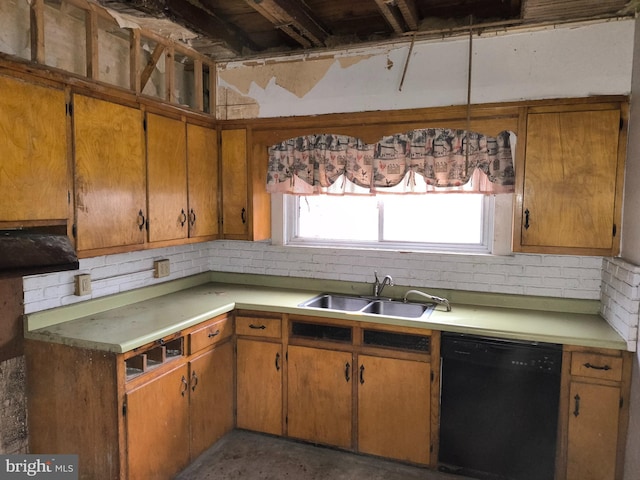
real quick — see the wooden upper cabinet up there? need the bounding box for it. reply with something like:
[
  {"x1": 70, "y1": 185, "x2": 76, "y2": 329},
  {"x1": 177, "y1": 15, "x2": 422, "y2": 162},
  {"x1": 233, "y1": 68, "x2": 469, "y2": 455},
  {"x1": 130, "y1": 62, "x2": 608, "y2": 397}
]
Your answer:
[
  {"x1": 187, "y1": 123, "x2": 218, "y2": 238},
  {"x1": 220, "y1": 129, "x2": 249, "y2": 238},
  {"x1": 220, "y1": 128, "x2": 271, "y2": 240},
  {"x1": 73, "y1": 95, "x2": 146, "y2": 253},
  {"x1": 515, "y1": 103, "x2": 625, "y2": 255},
  {"x1": 146, "y1": 113, "x2": 188, "y2": 243},
  {"x1": 0, "y1": 75, "x2": 68, "y2": 224}
]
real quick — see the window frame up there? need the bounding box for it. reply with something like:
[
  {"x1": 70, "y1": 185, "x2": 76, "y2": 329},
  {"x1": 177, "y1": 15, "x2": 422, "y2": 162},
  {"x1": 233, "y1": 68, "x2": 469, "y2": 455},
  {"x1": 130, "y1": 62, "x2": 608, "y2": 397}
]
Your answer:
[{"x1": 271, "y1": 193, "x2": 514, "y2": 255}]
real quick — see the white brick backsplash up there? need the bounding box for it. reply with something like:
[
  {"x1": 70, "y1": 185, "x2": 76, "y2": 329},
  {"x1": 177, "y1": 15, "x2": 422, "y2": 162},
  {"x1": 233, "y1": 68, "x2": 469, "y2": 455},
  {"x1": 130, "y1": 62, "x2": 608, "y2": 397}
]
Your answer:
[
  {"x1": 20, "y1": 240, "x2": 639, "y2": 350},
  {"x1": 601, "y1": 258, "x2": 640, "y2": 351}
]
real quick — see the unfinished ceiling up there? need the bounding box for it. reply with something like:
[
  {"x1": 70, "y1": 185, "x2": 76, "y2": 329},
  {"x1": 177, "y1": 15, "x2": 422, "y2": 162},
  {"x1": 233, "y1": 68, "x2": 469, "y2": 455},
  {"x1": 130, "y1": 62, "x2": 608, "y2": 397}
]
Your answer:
[{"x1": 97, "y1": 0, "x2": 634, "y2": 60}]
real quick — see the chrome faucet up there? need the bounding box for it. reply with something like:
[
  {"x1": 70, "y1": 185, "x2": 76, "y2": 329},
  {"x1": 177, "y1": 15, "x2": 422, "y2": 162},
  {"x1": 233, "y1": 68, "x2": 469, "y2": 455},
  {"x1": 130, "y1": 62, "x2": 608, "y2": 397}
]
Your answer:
[
  {"x1": 373, "y1": 271, "x2": 394, "y2": 297},
  {"x1": 403, "y1": 289, "x2": 451, "y2": 312}
]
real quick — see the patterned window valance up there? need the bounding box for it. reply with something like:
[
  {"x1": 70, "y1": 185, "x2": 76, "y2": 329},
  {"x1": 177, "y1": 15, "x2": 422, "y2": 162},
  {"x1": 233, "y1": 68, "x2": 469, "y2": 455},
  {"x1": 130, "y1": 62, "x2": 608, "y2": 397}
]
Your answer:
[{"x1": 267, "y1": 128, "x2": 515, "y2": 195}]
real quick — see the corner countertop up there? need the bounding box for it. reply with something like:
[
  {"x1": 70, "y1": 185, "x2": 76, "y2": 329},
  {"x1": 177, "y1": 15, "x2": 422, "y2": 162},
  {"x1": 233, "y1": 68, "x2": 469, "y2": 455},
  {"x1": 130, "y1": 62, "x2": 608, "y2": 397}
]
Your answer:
[{"x1": 24, "y1": 275, "x2": 628, "y2": 353}]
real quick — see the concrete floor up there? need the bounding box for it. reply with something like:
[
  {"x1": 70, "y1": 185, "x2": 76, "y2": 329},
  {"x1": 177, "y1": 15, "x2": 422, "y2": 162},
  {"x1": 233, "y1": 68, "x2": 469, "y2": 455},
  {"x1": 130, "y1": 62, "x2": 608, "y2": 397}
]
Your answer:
[{"x1": 176, "y1": 430, "x2": 475, "y2": 480}]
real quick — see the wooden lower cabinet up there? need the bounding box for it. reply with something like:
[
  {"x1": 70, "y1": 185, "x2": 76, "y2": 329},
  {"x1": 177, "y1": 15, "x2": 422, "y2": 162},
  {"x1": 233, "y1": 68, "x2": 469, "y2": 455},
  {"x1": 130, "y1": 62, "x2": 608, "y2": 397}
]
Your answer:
[
  {"x1": 287, "y1": 345, "x2": 353, "y2": 448},
  {"x1": 189, "y1": 341, "x2": 235, "y2": 459},
  {"x1": 125, "y1": 363, "x2": 191, "y2": 480},
  {"x1": 566, "y1": 381, "x2": 620, "y2": 480},
  {"x1": 26, "y1": 314, "x2": 234, "y2": 480},
  {"x1": 357, "y1": 354, "x2": 431, "y2": 464},
  {"x1": 562, "y1": 349, "x2": 631, "y2": 480},
  {"x1": 236, "y1": 338, "x2": 283, "y2": 435}
]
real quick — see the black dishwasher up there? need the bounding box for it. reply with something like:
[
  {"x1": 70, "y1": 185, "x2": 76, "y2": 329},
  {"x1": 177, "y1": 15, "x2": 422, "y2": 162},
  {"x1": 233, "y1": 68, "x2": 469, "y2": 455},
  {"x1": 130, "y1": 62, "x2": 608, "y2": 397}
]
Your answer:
[{"x1": 439, "y1": 332, "x2": 562, "y2": 480}]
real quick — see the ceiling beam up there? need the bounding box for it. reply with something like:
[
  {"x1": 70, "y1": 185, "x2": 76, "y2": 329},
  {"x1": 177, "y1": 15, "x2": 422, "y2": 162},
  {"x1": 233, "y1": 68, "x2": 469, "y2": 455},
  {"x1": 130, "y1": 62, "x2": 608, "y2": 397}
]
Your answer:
[
  {"x1": 246, "y1": 0, "x2": 329, "y2": 48},
  {"x1": 373, "y1": 0, "x2": 406, "y2": 34},
  {"x1": 396, "y1": 0, "x2": 419, "y2": 31},
  {"x1": 105, "y1": 0, "x2": 259, "y2": 55}
]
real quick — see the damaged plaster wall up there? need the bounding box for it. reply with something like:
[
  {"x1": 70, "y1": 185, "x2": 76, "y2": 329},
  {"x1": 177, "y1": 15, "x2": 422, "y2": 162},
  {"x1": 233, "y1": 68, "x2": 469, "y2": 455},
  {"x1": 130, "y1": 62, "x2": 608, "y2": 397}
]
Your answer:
[
  {"x1": 217, "y1": 19, "x2": 634, "y2": 119},
  {"x1": 0, "y1": 0, "x2": 30, "y2": 60}
]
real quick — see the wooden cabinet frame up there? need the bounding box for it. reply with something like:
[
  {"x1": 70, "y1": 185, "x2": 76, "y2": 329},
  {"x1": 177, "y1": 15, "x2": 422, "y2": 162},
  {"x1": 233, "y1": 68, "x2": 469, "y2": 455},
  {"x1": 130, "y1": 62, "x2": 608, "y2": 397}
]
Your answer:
[{"x1": 512, "y1": 100, "x2": 628, "y2": 256}]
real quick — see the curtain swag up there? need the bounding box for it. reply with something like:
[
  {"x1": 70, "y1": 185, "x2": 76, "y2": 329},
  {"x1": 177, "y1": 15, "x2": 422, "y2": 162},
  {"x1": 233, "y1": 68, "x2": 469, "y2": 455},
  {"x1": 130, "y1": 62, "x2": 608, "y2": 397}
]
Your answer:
[{"x1": 266, "y1": 128, "x2": 516, "y2": 195}]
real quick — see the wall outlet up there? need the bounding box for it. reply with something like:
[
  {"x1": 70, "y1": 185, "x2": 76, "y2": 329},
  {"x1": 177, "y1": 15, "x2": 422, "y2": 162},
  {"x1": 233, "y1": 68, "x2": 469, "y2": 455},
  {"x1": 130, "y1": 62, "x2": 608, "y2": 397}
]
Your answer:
[
  {"x1": 154, "y1": 259, "x2": 170, "y2": 278},
  {"x1": 75, "y1": 274, "x2": 92, "y2": 296}
]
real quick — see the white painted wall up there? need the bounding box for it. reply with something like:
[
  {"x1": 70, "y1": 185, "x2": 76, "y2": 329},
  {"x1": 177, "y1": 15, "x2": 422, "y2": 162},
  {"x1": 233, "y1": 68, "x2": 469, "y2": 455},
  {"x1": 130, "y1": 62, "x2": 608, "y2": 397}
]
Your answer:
[
  {"x1": 217, "y1": 19, "x2": 634, "y2": 118},
  {"x1": 621, "y1": 13, "x2": 640, "y2": 480}
]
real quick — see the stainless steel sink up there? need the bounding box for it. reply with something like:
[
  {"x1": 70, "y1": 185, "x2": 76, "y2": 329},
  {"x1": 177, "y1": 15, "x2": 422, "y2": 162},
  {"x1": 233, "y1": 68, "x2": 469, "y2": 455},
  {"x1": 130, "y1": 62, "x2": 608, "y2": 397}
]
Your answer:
[
  {"x1": 299, "y1": 294, "x2": 436, "y2": 319},
  {"x1": 300, "y1": 294, "x2": 371, "y2": 311},
  {"x1": 361, "y1": 300, "x2": 435, "y2": 318}
]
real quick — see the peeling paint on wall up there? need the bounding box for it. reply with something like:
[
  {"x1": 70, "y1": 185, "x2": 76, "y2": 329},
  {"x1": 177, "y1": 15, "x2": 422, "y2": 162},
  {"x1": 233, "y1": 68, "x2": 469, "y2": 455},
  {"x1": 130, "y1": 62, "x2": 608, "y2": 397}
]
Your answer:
[
  {"x1": 219, "y1": 54, "x2": 375, "y2": 98},
  {"x1": 217, "y1": 53, "x2": 376, "y2": 119},
  {"x1": 216, "y1": 86, "x2": 260, "y2": 119}
]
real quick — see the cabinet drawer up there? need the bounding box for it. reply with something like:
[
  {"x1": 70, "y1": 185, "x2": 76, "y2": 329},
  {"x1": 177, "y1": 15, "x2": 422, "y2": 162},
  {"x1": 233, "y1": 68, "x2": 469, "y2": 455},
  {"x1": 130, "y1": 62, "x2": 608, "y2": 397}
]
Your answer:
[
  {"x1": 571, "y1": 352, "x2": 623, "y2": 382},
  {"x1": 236, "y1": 315, "x2": 281, "y2": 338},
  {"x1": 189, "y1": 316, "x2": 233, "y2": 354}
]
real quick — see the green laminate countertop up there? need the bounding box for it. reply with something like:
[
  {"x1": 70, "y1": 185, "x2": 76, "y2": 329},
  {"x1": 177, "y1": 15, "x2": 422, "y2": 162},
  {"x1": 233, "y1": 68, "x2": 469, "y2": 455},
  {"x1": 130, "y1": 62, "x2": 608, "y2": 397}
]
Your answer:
[{"x1": 24, "y1": 274, "x2": 628, "y2": 353}]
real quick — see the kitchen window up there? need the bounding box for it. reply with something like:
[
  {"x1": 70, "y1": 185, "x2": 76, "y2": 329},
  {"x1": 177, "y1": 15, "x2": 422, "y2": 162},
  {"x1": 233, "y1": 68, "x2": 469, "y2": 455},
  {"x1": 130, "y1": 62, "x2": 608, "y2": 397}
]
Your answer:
[{"x1": 271, "y1": 193, "x2": 513, "y2": 255}]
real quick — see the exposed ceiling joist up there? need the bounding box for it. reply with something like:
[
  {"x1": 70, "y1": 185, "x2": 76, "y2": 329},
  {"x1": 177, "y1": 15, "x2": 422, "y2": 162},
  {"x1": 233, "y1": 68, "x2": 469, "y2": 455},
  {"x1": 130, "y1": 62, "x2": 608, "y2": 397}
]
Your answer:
[
  {"x1": 245, "y1": 0, "x2": 329, "y2": 48},
  {"x1": 97, "y1": 0, "x2": 633, "y2": 61},
  {"x1": 396, "y1": 0, "x2": 419, "y2": 30},
  {"x1": 373, "y1": 0, "x2": 407, "y2": 33}
]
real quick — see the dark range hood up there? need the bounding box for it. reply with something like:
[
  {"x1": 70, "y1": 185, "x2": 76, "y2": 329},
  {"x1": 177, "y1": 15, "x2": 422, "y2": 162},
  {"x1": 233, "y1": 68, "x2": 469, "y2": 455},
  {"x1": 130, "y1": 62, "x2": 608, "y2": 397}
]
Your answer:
[{"x1": 0, "y1": 228, "x2": 79, "y2": 278}]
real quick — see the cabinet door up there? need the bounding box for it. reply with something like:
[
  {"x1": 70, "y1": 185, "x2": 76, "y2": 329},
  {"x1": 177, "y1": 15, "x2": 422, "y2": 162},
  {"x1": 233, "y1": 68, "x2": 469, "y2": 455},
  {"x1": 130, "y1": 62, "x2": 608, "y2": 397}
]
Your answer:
[
  {"x1": 287, "y1": 345, "x2": 352, "y2": 448},
  {"x1": 125, "y1": 363, "x2": 190, "y2": 480},
  {"x1": 236, "y1": 338, "x2": 282, "y2": 435},
  {"x1": 74, "y1": 95, "x2": 146, "y2": 251},
  {"x1": 220, "y1": 129, "x2": 248, "y2": 237},
  {"x1": 189, "y1": 341, "x2": 234, "y2": 459},
  {"x1": 357, "y1": 355, "x2": 431, "y2": 464},
  {"x1": 187, "y1": 123, "x2": 219, "y2": 238},
  {"x1": 521, "y1": 108, "x2": 620, "y2": 251},
  {"x1": 0, "y1": 76, "x2": 68, "y2": 222},
  {"x1": 146, "y1": 113, "x2": 188, "y2": 242},
  {"x1": 567, "y1": 381, "x2": 620, "y2": 480}
]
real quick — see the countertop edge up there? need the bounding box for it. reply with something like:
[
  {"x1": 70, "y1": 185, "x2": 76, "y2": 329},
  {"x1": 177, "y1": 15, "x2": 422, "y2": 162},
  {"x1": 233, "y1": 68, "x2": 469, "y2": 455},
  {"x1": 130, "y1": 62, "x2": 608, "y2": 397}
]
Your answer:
[{"x1": 23, "y1": 277, "x2": 628, "y2": 354}]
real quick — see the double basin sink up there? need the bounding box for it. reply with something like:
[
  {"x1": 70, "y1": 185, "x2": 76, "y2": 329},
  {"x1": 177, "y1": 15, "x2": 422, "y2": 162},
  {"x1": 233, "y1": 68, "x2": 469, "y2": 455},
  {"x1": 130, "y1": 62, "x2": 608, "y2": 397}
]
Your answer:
[{"x1": 299, "y1": 293, "x2": 436, "y2": 320}]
